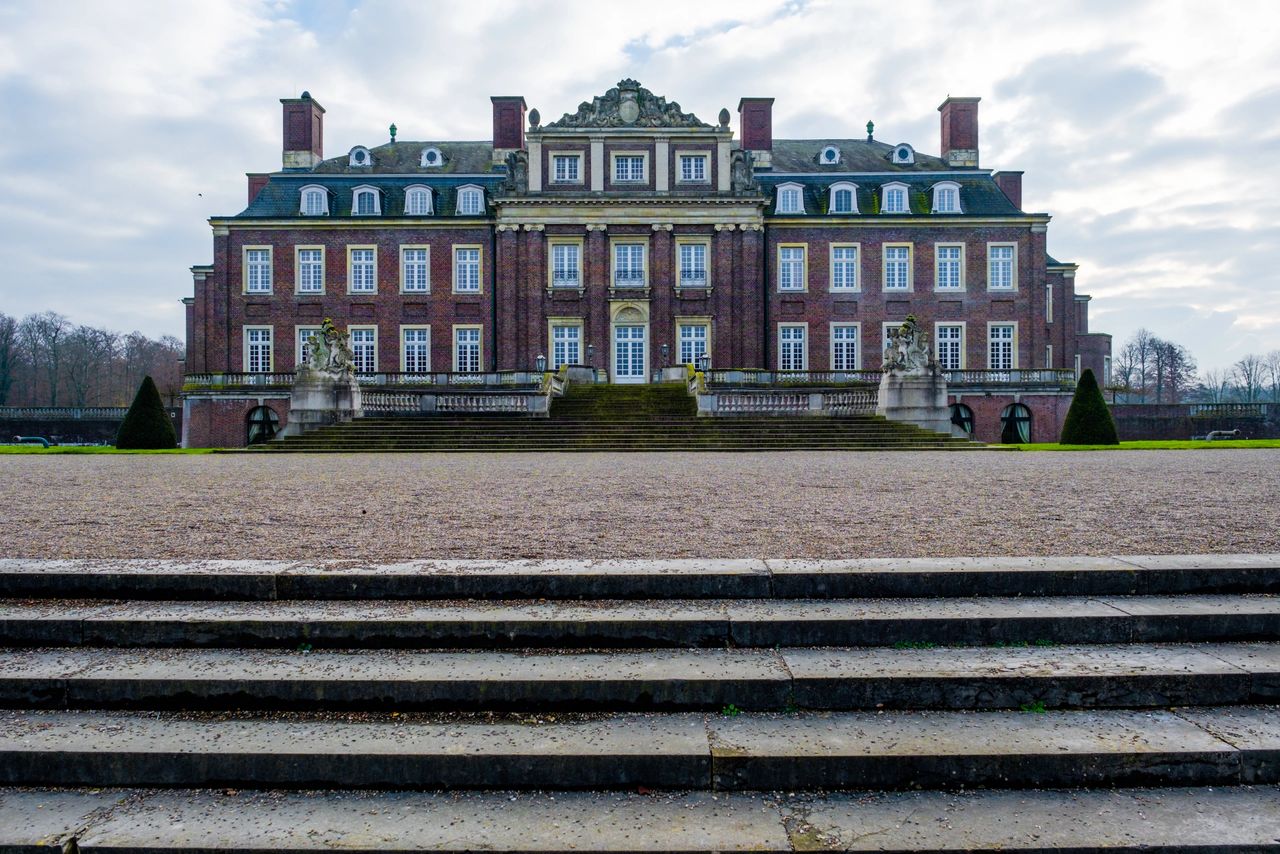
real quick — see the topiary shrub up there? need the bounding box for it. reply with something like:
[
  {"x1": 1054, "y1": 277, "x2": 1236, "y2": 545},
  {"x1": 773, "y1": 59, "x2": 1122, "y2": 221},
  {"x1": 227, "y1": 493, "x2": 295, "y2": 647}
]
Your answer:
[
  {"x1": 115, "y1": 376, "x2": 178, "y2": 449},
  {"x1": 1060, "y1": 368, "x2": 1119, "y2": 445}
]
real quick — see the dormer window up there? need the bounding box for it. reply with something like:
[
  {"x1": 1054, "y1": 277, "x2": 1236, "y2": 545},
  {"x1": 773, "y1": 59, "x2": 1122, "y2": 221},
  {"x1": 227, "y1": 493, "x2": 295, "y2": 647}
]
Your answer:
[
  {"x1": 456, "y1": 185, "x2": 484, "y2": 216},
  {"x1": 829, "y1": 182, "x2": 859, "y2": 214},
  {"x1": 349, "y1": 146, "x2": 372, "y2": 167},
  {"x1": 820, "y1": 145, "x2": 841, "y2": 165},
  {"x1": 299, "y1": 185, "x2": 328, "y2": 216},
  {"x1": 776, "y1": 182, "x2": 805, "y2": 214},
  {"x1": 881, "y1": 182, "x2": 908, "y2": 214},
  {"x1": 420, "y1": 147, "x2": 443, "y2": 168},
  {"x1": 352, "y1": 186, "x2": 381, "y2": 216},
  {"x1": 932, "y1": 181, "x2": 962, "y2": 213},
  {"x1": 404, "y1": 185, "x2": 433, "y2": 216},
  {"x1": 891, "y1": 144, "x2": 915, "y2": 165}
]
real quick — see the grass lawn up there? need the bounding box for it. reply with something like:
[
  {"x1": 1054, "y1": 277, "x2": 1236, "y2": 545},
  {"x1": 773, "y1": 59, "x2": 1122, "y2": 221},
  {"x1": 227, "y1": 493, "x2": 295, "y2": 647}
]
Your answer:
[
  {"x1": 1002, "y1": 439, "x2": 1280, "y2": 451},
  {"x1": 0, "y1": 446, "x2": 218, "y2": 455}
]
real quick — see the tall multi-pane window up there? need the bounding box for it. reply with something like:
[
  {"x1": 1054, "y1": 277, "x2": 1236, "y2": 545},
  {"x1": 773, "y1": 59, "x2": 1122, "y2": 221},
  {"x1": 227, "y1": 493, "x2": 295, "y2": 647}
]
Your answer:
[
  {"x1": 679, "y1": 243, "x2": 707, "y2": 287},
  {"x1": 350, "y1": 328, "x2": 376, "y2": 373},
  {"x1": 614, "y1": 156, "x2": 644, "y2": 182},
  {"x1": 831, "y1": 325, "x2": 859, "y2": 371},
  {"x1": 934, "y1": 186, "x2": 959, "y2": 213},
  {"x1": 456, "y1": 188, "x2": 483, "y2": 216},
  {"x1": 883, "y1": 186, "x2": 907, "y2": 213},
  {"x1": 989, "y1": 324, "x2": 1015, "y2": 370},
  {"x1": 935, "y1": 245, "x2": 962, "y2": 290},
  {"x1": 779, "y1": 325, "x2": 807, "y2": 371},
  {"x1": 454, "y1": 248, "x2": 480, "y2": 292},
  {"x1": 354, "y1": 190, "x2": 378, "y2": 215},
  {"x1": 884, "y1": 246, "x2": 910, "y2": 290},
  {"x1": 454, "y1": 327, "x2": 481, "y2": 373},
  {"x1": 403, "y1": 328, "x2": 431, "y2": 373},
  {"x1": 551, "y1": 244, "x2": 580, "y2": 288},
  {"x1": 244, "y1": 327, "x2": 272, "y2": 373},
  {"x1": 402, "y1": 248, "x2": 429, "y2": 292},
  {"x1": 297, "y1": 249, "x2": 324, "y2": 293},
  {"x1": 679, "y1": 154, "x2": 707, "y2": 182},
  {"x1": 245, "y1": 249, "x2": 271, "y2": 293},
  {"x1": 989, "y1": 245, "x2": 1015, "y2": 290},
  {"x1": 831, "y1": 246, "x2": 858, "y2": 290},
  {"x1": 301, "y1": 188, "x2": 327, "y2": 216},
  {"x1": 552, "y1": 325, "x2": 581, "y2": 368},
  {"x1": 779, "y1": 246, "x2": 806, "y2": 291},
  {"x1": 777, "y1": 186, "x2": 803, "y2": 213},
  {"x1": 678, "y1": 324, "x2": 708, "y2": 366},
  {"x1": 552, "y1": 155, "x2": 580, "y2": 183},
  {"x1": 614, "y1": 244, "x2": 645, "y2": 286},
  {"x1": 405, "y1": 187, "x2": 432, "y2": 215},
  {"x1": 296, "y1": 326, "x2": 322, "y2": 368},
  {"x1": 936, "y1": 325, "x2": 963, "y2": 370},
  {"x1": 349, "y1": 249, "x2": 375, "y2": 293},
  {"x1": 831, "y1": 187, "x2": 856, "y2": 214},
  {"x1": 1046, "y1": 283, "x2": 1054, "y2": 323}
]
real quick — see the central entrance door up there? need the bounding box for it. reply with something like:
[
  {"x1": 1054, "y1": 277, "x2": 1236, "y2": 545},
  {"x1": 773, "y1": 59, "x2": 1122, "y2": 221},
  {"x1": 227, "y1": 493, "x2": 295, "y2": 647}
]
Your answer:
[{"x1": 613, "y1": 324, "x2": 648, "y2": 383}]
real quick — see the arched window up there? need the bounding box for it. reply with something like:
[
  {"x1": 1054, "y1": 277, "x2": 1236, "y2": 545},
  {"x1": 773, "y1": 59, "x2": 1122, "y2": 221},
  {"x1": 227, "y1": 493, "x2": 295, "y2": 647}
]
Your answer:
[
  {"x1": 404, "y1": 185, "x2": 433, "y2": 216},
  {"x1": 456, "y1": 185, "x2": 484, "y2": 216},
  {"x1": 776, "y1": 182, "x2": 804, "y2": 214},
  {"x1": 352, "y1": 186, "x2": 381, "y2": 216},
  {"x1": 932, "y1": 181, "x2": 962, "y2": 213},
  {"x1": 881, "y1": 182, "x2": 908, "y2": 214},
  {"x1": 950, "y1": 403, "x2": 975, "y2": 437},
  {"x1": 829, "y1": 182, "x2": 858, "y2": 214},
  {"x1": 246, "y1": 406, "x2": 279, "y2": 445},
  {"x1": 299, "y1": 185, "x2": 328, "y2": 216},
  {"x1": 1001, "y1": 403, "x2": 1033, "y2": 444}
]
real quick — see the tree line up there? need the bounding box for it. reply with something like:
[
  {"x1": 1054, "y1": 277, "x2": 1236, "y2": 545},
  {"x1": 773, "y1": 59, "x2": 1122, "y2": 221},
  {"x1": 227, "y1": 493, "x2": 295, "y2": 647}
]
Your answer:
[
  {"x1": 0, "y1": 311, "x2": 184, "y2": 408},
  {"x1": 1110, "y1": 328, "x2": 1280, "y2": 405}
]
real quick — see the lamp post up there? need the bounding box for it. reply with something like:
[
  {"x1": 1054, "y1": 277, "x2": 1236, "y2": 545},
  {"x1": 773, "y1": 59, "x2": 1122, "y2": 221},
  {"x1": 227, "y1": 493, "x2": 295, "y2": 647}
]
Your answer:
[
  {"x1": 535, "y1": 354, "x2": 547, "y2": 374},
  {"x1": 661, "y1": 343, "x2": 670, "y2": 365}
]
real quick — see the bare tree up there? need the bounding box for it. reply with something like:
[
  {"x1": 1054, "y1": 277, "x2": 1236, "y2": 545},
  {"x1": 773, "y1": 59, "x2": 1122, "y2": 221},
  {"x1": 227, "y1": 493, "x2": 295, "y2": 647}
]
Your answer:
[
  {"x1": 0, "y1": 312, "x2": 18, "y2": 406},
  {"x1": 1265, "y1": 349, "x2": 1280, "y2": 404},
  {"x1": 1233, "y1": 353, "x2": 1267, "y2": 403},
  {"x1": 1199, "y1": 367, "x2": 1233, "y2": 403},
  {"x1": 1157, "y1": 340, "x2": 1197, "y2": 404},
  {"x1": 63, "y1": 326, "x2": 120, "y2": 406}
]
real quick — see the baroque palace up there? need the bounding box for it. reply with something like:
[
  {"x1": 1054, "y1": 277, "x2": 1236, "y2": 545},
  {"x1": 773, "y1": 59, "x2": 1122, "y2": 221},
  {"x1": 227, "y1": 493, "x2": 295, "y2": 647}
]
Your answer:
[{"x1": 181, "y1": 79, "x2": 1111, "y2": 447}]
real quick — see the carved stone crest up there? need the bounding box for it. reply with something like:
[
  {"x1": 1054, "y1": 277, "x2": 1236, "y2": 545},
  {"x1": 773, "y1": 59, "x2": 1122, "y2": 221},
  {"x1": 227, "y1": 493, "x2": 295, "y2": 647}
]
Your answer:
[
  {"x1": 882, "y1": 315, "x2": 933, "y2": 375},
  {"x1": 546, "y1": 80, "x2": 711, "y2": 129}
]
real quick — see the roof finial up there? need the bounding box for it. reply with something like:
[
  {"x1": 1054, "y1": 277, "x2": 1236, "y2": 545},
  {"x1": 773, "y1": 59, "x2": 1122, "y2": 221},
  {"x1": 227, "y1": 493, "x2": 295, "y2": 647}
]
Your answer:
[
  {"x1": 389, "y1": 123, "x2": 397, "y2": 143},
  {"x1": 866, "y1": 120, "x2": 874, "y2": 141}
]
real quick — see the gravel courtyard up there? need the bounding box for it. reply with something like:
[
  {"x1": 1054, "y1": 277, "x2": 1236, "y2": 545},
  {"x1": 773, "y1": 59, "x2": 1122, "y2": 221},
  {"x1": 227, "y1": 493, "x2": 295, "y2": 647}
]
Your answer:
[{"x1": 1, "y1": 450, "x2": 1277, "y2": 559}]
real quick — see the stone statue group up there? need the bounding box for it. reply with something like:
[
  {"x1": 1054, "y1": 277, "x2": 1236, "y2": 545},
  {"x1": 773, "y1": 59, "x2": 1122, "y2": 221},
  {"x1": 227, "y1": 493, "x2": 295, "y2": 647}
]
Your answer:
[{"x1": 882, "y1": 316, "x2": 933, "y2": 375}]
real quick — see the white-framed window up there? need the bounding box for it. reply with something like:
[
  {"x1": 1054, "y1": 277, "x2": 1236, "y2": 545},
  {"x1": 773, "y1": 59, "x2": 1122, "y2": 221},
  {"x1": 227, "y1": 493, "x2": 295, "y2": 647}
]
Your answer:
[
  {"x1": 776, "y1": 183, "x2": 804, "y2": 214},
  {"x1": 988, "y1": 244, "x2": 1017, "y2": 290},
  {"x1": 678, "y1": 241, "x2": 708, "y2": 288},
  {"x1": 989, "y1": 323, "x2": 1016, "y2": 370},
  {"x1": 881, "y1": 183, "x2": 908, "y2": 214},
  {"x1": 299, "y1": 185, "x2": 328, "y2": 216},
  {"x1": 420, "y1": 147, "x2": 443, "y2": 168},
  {"x1": 550, "y1": 242, "x2": 582, "y2": 288},
  {"x1": 1046, "y1": 344, "x2": 1054, "y2": 368},
  {"x1": 831, "y1": 323, "x2": 860, "y2": 371},
  {"x1": 678, "y1": 322, "x2": 709, "y2": 366},
  {"x1": 348, "y1": 247, "x2": 376, "y2": 293},
  {"x1": 352, "y1": 186, "x2": 381, "y2": 216},
  {"x1": 935, "y1": 244, "x2": 964, "y2": 291},
  {"x1": 453, "y1": 246, "x2": 481, "y2": 293},
  {"x1": 677, "y1": 153, "x2": 709, "y2": 183},
  {"x1": 551, "y1": 153, "x2": 582, "y2": 184},
  {"x1": 243, "y1": 326, "x2": 273, "y2": 373},
  {"x1": 820, "y1": 145, "x2": 842, "y2": 165},
  {"x1": 402, "y1": 326, "x2": 431, "y2": 373},
  {"x1": 350, "y1": 326, "x2": 377, "y2": 373},
  {"x1": 244, "y1": 247, "x2": 272, "y2": 294},
  {"x1": 830, "y1": 244, "x2": 859, "y2": 291},
  {"x1": 1075, "y1": 353, "x2": 1083, "y2": 379},
  {"x1": 891, "y1": 144, "x2": 915, "y2": 165},
  {"x1": 883, "y1": 244, "x2": 911, "y2": 291},
  {"x1": 778, "y1": 245, "x2": 807, "y2": 291},
  {"x1": 613, "y1": 154, "x2": 645, "y2": 183},
  {"x1": 829, "y1": 182, "x2": 858, "y2": 214},
  {"x1": 296, "y1": 246, "x2": 324, "y2": 294},
  {"x1": 932, "y1": 182, "x2": 961, "y2": 213},
  {"x1": 404, "y1": 186, "x2": 433, "y2": 216},
  {"x1": 349, "y1": 146, "x2": 372, "y2": 167},
  {"x1": 296, "y1": 325, "x2": 322, "y2": 369},
  {"x1": 401, "y1": 246, "x2": 429, "y2": 293},
  {"x1": 936, "y1": 323, "x2": 964, "y2": 371},
  {"x1": 551, "y1": 323, "x2": 582, "y2": 369},
  {"x1": 453, "y1": 326, "x2": 482, "y2": 373},
  {"x1": 613, "y1": 242, "x2": 646, "y2": 287},
  {"x1": 1046, "y1": 283, "x2": 1054, "y2": 323},
  {"x1": 456, "y1": 186, "x2": 484, "y2": 216},
  {"x1": 778, "y1": 324, "x2": 807, "y2": 371}
]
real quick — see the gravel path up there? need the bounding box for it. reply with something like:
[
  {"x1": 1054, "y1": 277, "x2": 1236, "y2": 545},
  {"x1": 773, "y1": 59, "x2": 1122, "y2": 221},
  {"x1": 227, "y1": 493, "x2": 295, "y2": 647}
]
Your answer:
[{"x1": 1, "y1": 450, "x2": 1277, "y2": 559}]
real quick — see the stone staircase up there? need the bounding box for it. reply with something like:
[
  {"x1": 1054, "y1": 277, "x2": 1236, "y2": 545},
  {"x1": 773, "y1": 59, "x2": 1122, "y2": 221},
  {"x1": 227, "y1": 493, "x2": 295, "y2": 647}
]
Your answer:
[
  {"x1": 256, "y1": 382, "x2": 976, "y2": 452},
  {"x1": 2, "y1": 554, "x2": 1279, "y2": 851}
]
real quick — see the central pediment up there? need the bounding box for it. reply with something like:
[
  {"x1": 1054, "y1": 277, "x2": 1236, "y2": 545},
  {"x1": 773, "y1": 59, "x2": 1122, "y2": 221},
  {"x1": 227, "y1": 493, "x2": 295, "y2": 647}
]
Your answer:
[{"x1": 545, "y1": 79, "x2": 712, "y2": 130}]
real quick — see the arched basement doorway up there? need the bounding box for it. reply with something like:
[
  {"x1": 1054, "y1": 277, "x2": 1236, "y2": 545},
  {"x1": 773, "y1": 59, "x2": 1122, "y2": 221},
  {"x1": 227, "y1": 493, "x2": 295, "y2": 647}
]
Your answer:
[
  {"x1": 1000, "y1": 403, "x2": 1032, "y2": 444},
  {"x1": 246, "y1": 405, "x2": 280, "y2": 445}
]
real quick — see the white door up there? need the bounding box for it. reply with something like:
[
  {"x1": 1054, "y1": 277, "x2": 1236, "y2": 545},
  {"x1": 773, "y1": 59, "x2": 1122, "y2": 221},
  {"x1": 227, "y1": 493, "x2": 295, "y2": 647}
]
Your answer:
[{"x1": 613, "y1": 325, "x2": 648, "y2": 383}]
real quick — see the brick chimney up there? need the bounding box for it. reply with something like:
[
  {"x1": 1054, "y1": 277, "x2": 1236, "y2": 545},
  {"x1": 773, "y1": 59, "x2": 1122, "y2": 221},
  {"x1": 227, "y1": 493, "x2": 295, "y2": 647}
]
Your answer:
[
  {"x1": 738, "y1": 97, "x2": 774, "y2": 152},
  {"x1": 993, "y1": 171, "x2": 1023, "y2": 209},
  {"x1": 281, "y1": 92, "x2": 325, "y2": 169},
  {"x1": 938, "y1": 96, "x2": 980, "y2": 168},
  {"x1": 491, "y1": 96, "x2": 527, "y2": 151},
  {"x1": 247, "y1": 173, "x2": 269, "y2": 205}
]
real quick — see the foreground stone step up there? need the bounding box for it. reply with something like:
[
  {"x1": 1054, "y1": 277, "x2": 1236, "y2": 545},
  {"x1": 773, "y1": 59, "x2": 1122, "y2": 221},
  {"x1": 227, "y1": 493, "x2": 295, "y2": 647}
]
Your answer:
[
  {"x1": 3, "y1": 555, "x2": 1277, "y2": 601},
  {"x1": 2, "y1": 644, "x2": 1278, "y2": 712},
  {"x1": 2, "y1": 707, "x2": 1276, "y2": 790},
  {"x1": 5, "y1": 786, "x2": 1279, "y2": 852},
  {"x1": 3, "y1": 596, "x2": 1278, "y2": 649}
]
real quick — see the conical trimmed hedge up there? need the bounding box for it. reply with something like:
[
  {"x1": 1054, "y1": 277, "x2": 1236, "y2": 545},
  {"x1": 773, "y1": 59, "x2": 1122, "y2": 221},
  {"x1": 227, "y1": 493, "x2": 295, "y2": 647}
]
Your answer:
[
  {"x1": 1060, "y1": 368, "x2": 1119, "y2": 445},
  {"x1": 115, "y1": 376, "x2": 178, "y2": 449}
]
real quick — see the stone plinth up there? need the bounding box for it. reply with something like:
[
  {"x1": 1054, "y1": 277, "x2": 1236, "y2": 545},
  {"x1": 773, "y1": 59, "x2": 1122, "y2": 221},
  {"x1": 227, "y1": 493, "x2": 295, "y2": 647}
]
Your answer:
[
  {"x1": 280, "y1": 368, "x2": 362, "y2": 438},
  {"x1": 877, "y1": 369, "x2": 951, "y2": 435}
]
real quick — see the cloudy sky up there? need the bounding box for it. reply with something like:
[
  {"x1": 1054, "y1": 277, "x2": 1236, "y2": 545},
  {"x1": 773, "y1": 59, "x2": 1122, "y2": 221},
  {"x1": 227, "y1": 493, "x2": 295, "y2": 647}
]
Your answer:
[{"x1": 0, "y1": 0, "x2": 1276, "y2": 370}]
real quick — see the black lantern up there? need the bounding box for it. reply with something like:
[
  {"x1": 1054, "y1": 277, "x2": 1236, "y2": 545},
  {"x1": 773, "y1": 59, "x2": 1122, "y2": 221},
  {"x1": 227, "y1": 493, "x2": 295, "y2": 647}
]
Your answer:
[
  {"x1": 661, "y1": 343, "x2": 670, "y2": 364},
  {"x1": 696, "y1": 352, "x2": 711, "y2": 372},
  {"x1": 586, "y1": 344, "x2": 594, "y2": 364},
  {"x1": 535, "y1": 354, "x2": 547, "y2": 373}
]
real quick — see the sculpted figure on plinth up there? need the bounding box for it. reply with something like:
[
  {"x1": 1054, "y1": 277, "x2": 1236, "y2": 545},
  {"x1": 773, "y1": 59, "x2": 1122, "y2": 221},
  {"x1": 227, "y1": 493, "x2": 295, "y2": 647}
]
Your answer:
[
  {"x1": 304, "y1": 318, "x2": 356, "y2": 380},
  {"x1": 881, "y1": 315, "x2": 932, "y2": 376}
]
